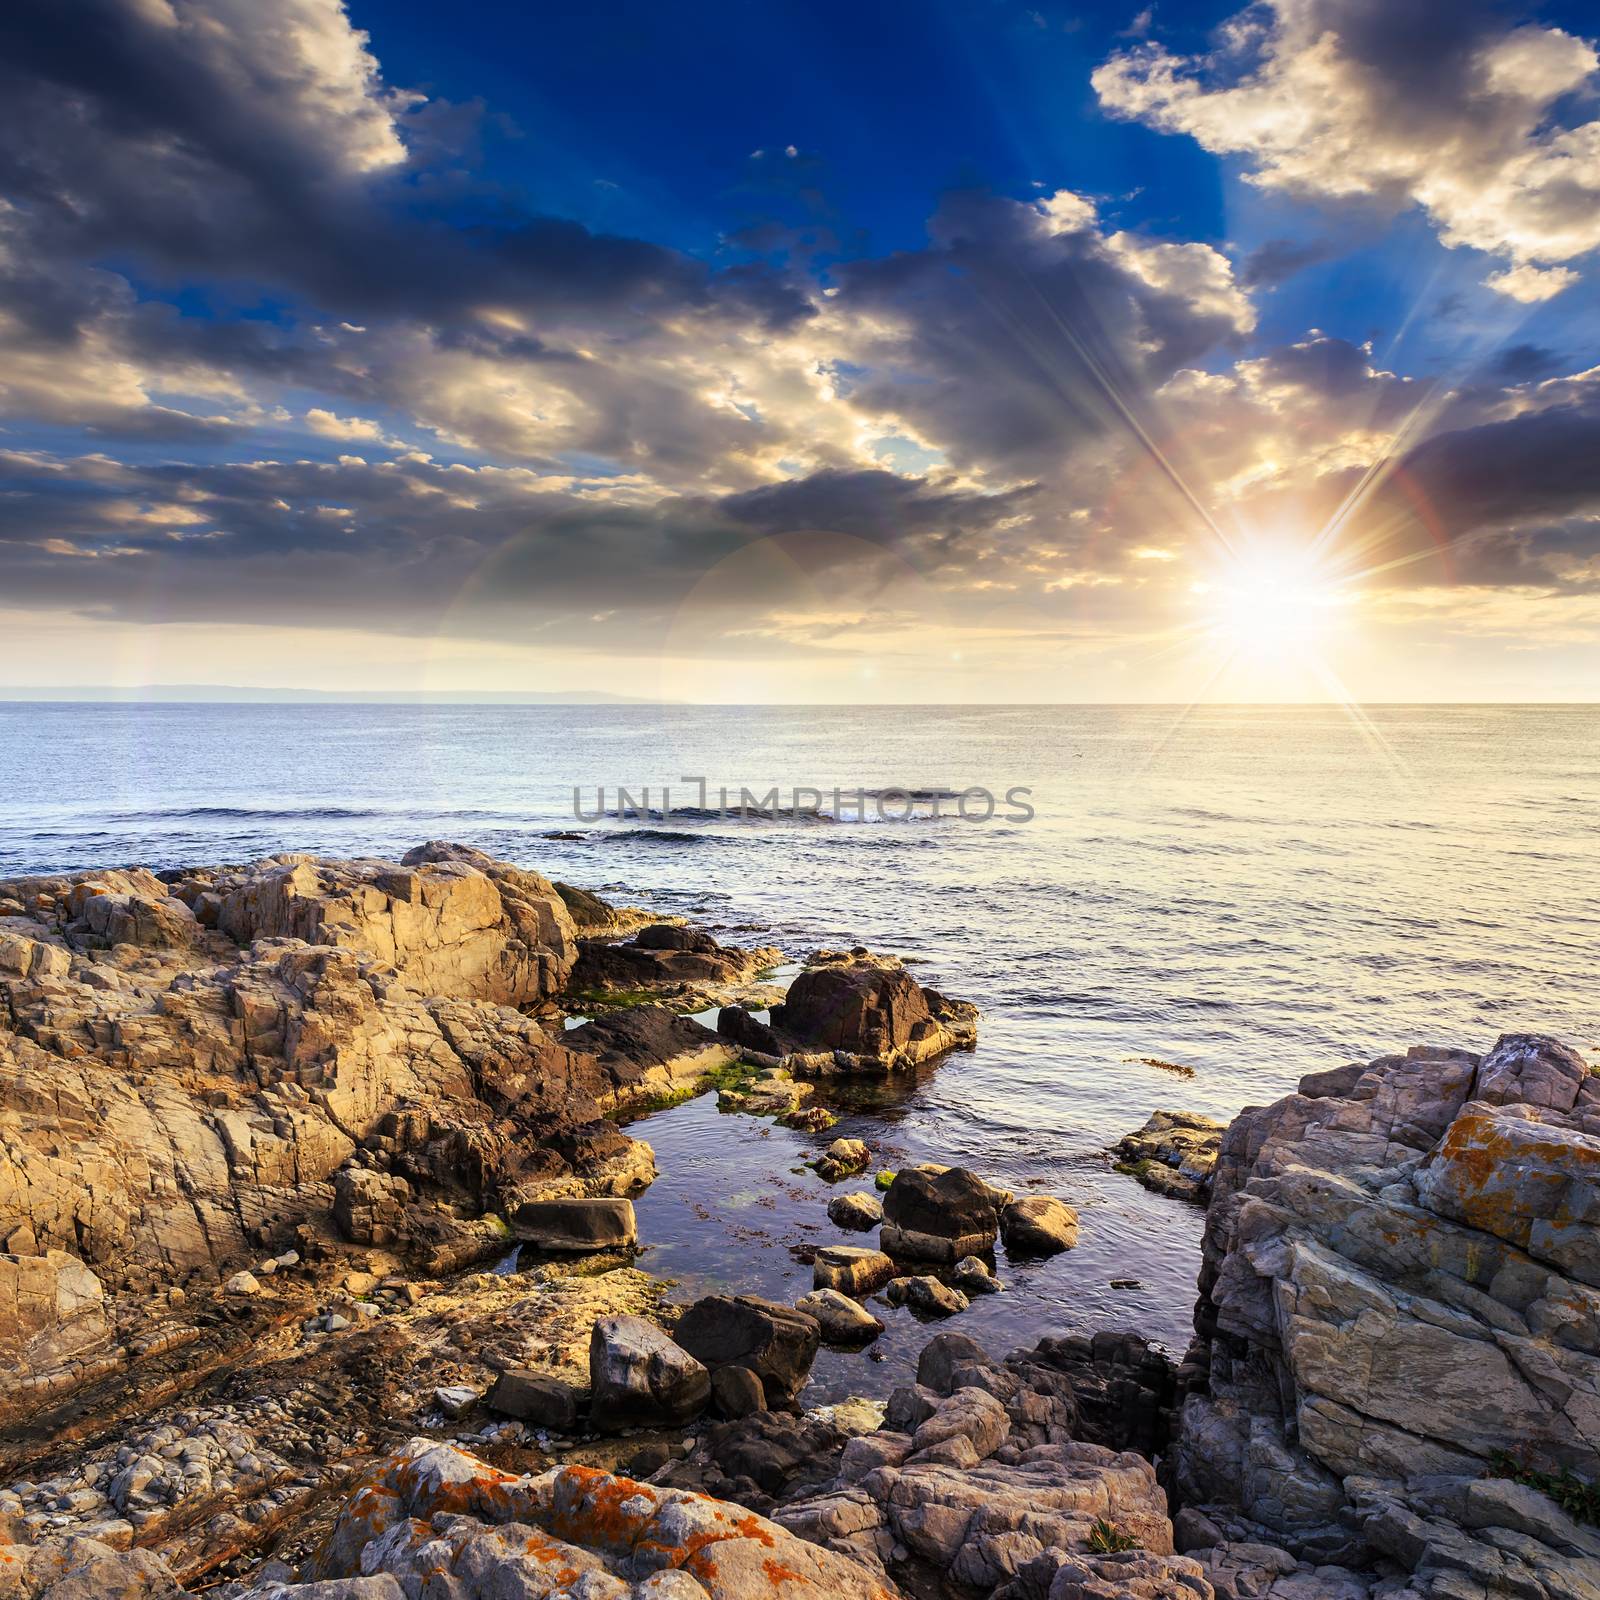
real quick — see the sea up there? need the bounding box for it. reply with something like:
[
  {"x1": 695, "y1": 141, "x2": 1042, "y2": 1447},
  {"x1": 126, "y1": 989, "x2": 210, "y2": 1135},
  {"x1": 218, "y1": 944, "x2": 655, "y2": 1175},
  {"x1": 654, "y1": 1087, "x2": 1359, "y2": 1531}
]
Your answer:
[{"x1": 2, "y1": 701, "x2": 1595, "y2": 1397}]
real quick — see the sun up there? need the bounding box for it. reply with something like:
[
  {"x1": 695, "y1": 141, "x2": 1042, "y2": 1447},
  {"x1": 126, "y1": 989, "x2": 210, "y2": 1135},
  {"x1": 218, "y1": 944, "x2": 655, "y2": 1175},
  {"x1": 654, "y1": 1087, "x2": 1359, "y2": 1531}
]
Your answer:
[{"x1": 1191, "y1": 549, "x2": 1357, "y2": 667}]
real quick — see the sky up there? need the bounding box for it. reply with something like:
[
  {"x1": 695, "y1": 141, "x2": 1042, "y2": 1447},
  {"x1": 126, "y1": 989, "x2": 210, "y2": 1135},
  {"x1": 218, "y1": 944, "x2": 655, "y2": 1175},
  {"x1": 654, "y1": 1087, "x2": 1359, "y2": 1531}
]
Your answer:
[{"x1": 1, "y1": 0, "x2": 1599, "y2": 702}]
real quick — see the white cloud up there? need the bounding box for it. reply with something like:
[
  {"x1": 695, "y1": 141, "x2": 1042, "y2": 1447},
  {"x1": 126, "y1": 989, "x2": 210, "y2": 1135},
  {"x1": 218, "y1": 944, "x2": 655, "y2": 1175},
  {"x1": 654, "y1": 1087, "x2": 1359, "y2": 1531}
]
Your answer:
[
  {"x1": 304, "y1": 407, "x2": 389, "y2": 441},
  {"x1": 1093, "y1": 0, "x2": 1600, "y2": 294}
]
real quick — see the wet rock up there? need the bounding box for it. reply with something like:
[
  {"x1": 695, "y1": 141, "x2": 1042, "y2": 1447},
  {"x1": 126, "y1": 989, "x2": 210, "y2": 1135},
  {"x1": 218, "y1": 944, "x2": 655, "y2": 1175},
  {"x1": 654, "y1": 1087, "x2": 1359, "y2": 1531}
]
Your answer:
[
  {"x1": 770, "y1": 952, "x2": 978, "y2": 1071},
  {"x1": 508, "y1": 1196, "x2": 637, "y2": 1252},
  {"x1": 999, "y1": 1195, "x2": 1078, "y2": 1255},
  {"x1": 1113, "y1": 1110, "x2": 1224, "y2": 1203},
  {"x1": 813, "y1": 1246, "x2": 896, "y2": 1297},
  {"x1": 881, "y1": 1167, "x2": 1005, "y2": 1262},
  {"x1": 796, "y1": 1288, "x2": 885, "y2": 1345},
  {"x1": 827, "y1": 1192, "x2": 884, "y2": 1231},
  {"x1": 717, "y1": 1005, "x2": 784, "y2": 1056},
  {"x1": 486, "y1": 1369, "x2": 580, "y2": 1431},
  {"x1": 814, "y1": 1137, "x2": 871, "y2": 1182},
  {"x1": 885, "y1": 1276, "x2": 969, "y2": 1317},
  {"x1": 673, "y1": 1294, "x2": 820, "y2": 1407},
  {"x1": 589, "y1": 1314, "x2": 710, "y2": 1431},
  {"x1": 951, "y1": 1255, "x2": 1003, "y2": 1296}
]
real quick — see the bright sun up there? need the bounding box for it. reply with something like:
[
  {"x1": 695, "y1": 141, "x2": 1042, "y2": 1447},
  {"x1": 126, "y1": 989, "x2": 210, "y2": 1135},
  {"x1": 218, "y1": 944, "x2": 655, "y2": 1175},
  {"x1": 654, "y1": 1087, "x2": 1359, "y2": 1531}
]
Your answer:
[{"x1": 1191, "y1": 550, "x2": 1357, "y2": 667}]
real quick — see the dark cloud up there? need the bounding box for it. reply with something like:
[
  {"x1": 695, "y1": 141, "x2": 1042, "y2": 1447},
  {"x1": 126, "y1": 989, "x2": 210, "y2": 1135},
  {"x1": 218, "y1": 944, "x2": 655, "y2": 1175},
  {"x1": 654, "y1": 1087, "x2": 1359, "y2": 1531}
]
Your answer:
[
  {"x1": 0, "y1": 451, "x2": 1037, "y2": 643},
  {"x1": 828, "y1": 188, "x2": 1254, "y2": 478},
  {"x1": 1240, "y1": 236, "x2": 1342, "y2": 287}
]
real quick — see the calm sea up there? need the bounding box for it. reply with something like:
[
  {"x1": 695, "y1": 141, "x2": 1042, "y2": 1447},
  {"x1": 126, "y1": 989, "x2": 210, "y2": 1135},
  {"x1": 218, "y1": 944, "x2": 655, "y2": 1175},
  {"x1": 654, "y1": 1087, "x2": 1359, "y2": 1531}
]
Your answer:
[{"x1": 2, "y1": 702, "x2": 1595, "y2": 1389}]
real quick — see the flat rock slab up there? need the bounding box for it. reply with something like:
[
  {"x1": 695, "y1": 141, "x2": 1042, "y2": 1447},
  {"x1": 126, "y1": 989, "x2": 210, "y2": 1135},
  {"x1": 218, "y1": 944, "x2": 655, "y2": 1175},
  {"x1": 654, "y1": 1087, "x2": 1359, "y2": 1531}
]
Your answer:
[{"x1": 509, "y1": 1197, "x2": 637, "y2": 1251}]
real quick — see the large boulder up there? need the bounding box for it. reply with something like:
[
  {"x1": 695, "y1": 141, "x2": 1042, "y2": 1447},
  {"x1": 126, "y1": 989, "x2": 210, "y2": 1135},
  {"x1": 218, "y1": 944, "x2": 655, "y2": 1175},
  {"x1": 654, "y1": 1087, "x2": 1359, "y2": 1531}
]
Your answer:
[
  {"x1": 509, "y1": 1196, "x2": 637, "y2": 1252},
  {"x1": 1176, "y1": 1032, "x2": 1600, "y2": 1596},
  {"x1": 589, "y1": 1313, "x2": 710, "y2": 1430},
  {"x1": 673, "y1": 1294, "x2": 821, "y2": 1407},
  {"x1": 1000, "y1": 1195, "x2": 1078, "y2": 1255},
  {"x1": 813, "y1": 1245, "x2": 897, "y2": 1296},
  {"x1": 301, "y1": 1438, "x2": 899, "y2": 1599},
  {"x1": 767, "y1": 952, "x2": 977, "y2": 1070},
  {"x1": 881, "y1": 1167, "x2": 1005, "y2": 1262}
]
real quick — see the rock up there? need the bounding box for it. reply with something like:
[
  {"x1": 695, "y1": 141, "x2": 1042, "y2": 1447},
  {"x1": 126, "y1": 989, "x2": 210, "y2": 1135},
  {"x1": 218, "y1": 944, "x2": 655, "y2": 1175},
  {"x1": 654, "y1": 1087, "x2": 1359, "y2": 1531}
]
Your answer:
[
  {"x1": 222, "y1": 1271, "x2": 261, "y2": 1296},
  {"x1": 885, "y1": 1276, "x2": 969, "y2": 1317},
  {"x1": 0, "y1": 1251, "x2": 111, "y2": 1378},
  {"x1": 486, "y1": 1369, "x2": 580, "y2": 1431},
  {"x1": 508, "y1": 1196, "x2": 637, "y2": 1252},
  {"x1": 796, "y1": 1288, "x2": 885, "y2": 1345},
  {"x1": 779, "y1": 1328, "x2": 1194, "y2": 1600},
  {"x1": 813, "y1": 1246, "x2": 896, "y2": 1296},
  {"x1": 770, "y1": 951, "x2": 977, "y2": 1069},
  {"x1": 572, "y1": 924, "x2": 781, "y2": 994},
  {"x1": 711, "y1": 1364, "x2": 767, "y2": 1419},
  {"x1": 717, "y1": 1005, "x2": 784, "y2": 1056},
  {"x1": 672, "y1": 1294, "x2": 821, "y2": 1406},
  {"x1": 1177, "y1": 1031, "x2": 1600, "y2": 1597},
  {"x1": 0, "y1": 845, "x2": 701, "y2": 1410},
  {"x1": 881, "y1": 1167, "x2": 1004, "y2": 1262},
  {"x1": 999, "y1": 1195, "x2": 1078, "y2": 1255},
  {"x1": 304, "y1": 1437, "x2": 896, "y2": 1599},
  {"x1": 828, "y1": 1191, "x2": 884, "y2": 1230},
  {"x1": 432, "y1": 1384, "x2": 478, "y2": 1419},
  {"x1": 589, "y1": 1313, "x2": 710, "y2": 1430},
  {"x1": 0, "y1": 1534, "x2": 188, "y2": 1597},
  {"x1": 814, "y1": 1137, "x2": 871, "y2": 1182},
  {"x1": 1114, "y1": 1110, "x2": 1224, "y2": 1203},
  {"x1": 951, "y1": 1255, "x2": 1003, "y2": 1295},
  {"x1": 331, "y1": 1167, "x2": 409, "y2": 1248}
]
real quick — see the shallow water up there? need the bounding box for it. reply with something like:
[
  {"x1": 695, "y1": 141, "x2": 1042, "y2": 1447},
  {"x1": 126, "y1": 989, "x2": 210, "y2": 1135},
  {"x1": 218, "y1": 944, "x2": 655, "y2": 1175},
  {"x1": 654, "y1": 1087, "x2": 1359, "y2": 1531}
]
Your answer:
[{"x1": 2, "y1": 702, "x2": 1596, "y2": 1389}]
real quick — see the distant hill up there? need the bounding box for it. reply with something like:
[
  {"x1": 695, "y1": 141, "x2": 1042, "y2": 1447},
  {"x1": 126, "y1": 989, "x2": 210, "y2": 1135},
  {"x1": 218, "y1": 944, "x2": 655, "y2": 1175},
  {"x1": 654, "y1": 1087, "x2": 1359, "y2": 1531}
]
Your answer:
[{"x1": 0, "y1": 685, "x2": 669, "y2": 705}]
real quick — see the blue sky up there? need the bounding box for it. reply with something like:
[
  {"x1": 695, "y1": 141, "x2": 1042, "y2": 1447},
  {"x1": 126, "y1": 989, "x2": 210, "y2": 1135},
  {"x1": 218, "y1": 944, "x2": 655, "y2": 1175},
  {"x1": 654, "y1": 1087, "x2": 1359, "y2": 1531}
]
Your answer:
[{"x1": 1, "y1": 0, "x2": 1599, "y2": 700}]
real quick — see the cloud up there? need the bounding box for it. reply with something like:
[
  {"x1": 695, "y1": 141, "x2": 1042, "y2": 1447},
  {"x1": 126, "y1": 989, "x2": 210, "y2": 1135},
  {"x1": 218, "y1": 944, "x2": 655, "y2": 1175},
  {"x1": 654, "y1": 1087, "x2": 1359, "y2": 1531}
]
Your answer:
[
  {"x1": 1093, "y1": 0, "x2": 1600, "y2": 296},
  {"x1": 823, "y1": 188, "x2": 1255, "y2": 480},
  {"x1": 304, "y1": 408, "x2": 389, "y2": 442}
]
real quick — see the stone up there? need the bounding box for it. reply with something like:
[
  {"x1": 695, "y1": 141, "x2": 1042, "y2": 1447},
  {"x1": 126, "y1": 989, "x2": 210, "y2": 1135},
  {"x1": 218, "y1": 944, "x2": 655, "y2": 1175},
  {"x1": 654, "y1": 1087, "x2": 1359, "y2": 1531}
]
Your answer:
[
  {"x1": 486, "y1": 1369, "x2": 580, "y2": 1431},
  {"x1": 589, "y1": 1314, "x2": 710, "y2": 1430},
  {"x1": 881, "y1": 1166, "x2": 1004, "y2": 1262},
  {"x1": 813, "y1": 1246, "x2": 897, "y2": 1296},
  {"x1": 771, "y1": 952, "x2": 977, "y2": 1067},
  {"x1": 814, "y1": 1137, "x2": 871, "y2": 1181},
  {"x1": 303, "y1": 1437, "x2": 896, "y2": 1599},
  {"x1": 508, "y1": 1196, "x2": 637, "y2": 1252},
  {"x1": 432, "y1": 1384, "x2": 478, "y2": 1419},
  {"x1": 951, "y1": 1255, "x2": 1003, "y2": 1295},
  {"x1": 1114, "y1": 1110, "x2": 1224, "y2": 1203},
  {"x1": 828, "y1": 1191, "x2": 884, "y2": 1231},
  {"x1": 672, "y1": 1294, "x2": 820, "y2": 1406},
  {"x1": 710, "y1": 1364, "x2": 767, "y2": 1419},
  {"x1": 999, "y1": 1195, "x2": 1079, "y2": 1255},
  {"x1": 885, "y1": 1276, "x2": 969, "y2": 1317},
  {"x1": 223, "y1": 1271, "x2": 261, "y2": 1296},
  {"x1": 796, "y1": 1288, "x2": 885, "y2": 1345},
  {"x1": 1176, "y1": 1031, "x2": 1600, "y2": 1599}
]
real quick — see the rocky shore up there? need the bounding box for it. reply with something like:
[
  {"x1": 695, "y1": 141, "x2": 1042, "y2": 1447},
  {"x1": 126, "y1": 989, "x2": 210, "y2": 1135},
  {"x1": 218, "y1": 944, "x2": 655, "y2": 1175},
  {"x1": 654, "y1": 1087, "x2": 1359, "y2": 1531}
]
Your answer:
[{"x1": 1, "y1": 844, "x2": 1596, "y2": 1599}]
